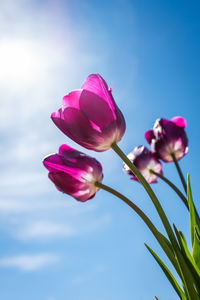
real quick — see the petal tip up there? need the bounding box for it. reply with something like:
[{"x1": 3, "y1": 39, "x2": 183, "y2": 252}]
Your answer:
[{"x1": 170, "y1": 116, "x2": 187, "y2": 128}]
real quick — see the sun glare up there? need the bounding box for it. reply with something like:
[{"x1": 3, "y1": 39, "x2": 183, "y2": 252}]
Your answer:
[{"x1": 0, "y1": 39, "x2": 43, "y2": 88}]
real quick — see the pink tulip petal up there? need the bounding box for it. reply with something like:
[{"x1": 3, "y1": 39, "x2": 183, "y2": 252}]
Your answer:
[
  {"x1": 145, "y1": 130, "x2": 155, "y2": 143},
  {"x1": 52, "y1": 108, "x2": 103, "y2": 150},
  {"x1": 81, "y1": 74, "x2": 116, "y2": 114},
  {"x1": 115, "y1": 108, "x2": 126, "y2": 137},
  {"x1": 49, "y1": 171, "x2": 84, "y2": 195},
  {"x1": 79, "y1": 90, "x2": 114, "y2": 128},
  {"x1": 58, "y1": 144, "x2": 75, "y2": 155},
  {"x1": 51, "y1": 109, "x2": 75, "y2": 141},
  {"x1": 170, "y1": 116, "x2": 187, "y2": 128},
  {"x1": 59, "y1": 144, "x2": 103, "y2": 175},
  {"x1": 62, "y1": 107, "x2": 102, "y2": 146},
  {"x1": 62, "y1": 90, "x2": 82, "y2": 110},
  {"x1": 43, "y1": 154, "x2": 63, "y2": 172}
]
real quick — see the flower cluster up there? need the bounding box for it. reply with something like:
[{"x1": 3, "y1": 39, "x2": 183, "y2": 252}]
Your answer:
[
  {"x1": 43, "y1": 73, "x2": 200, "y2": 300},
  {"x1": 44, "y1": 74, "x2": 126, "y2": 201},
  {"x1": 43, "y1": 74, "x2": 188, "y2": 200}
]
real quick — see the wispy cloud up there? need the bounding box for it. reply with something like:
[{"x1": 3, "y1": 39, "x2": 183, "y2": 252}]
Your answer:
[
  {"x1": 0, "y1": 0, "x2": 115, "y2": 246},
  {"x1": 0, "y1": 253, "x2": 60, "y2": 271},
  {"x1": 17, "y1": 221, "x2": 76, "y2": 240},
  {"x1": 0, "y1": 194, "x2": 112, "y2": 241},
  {"x1": 12, "y1": 214, "x2": 112, "y2": 241}
]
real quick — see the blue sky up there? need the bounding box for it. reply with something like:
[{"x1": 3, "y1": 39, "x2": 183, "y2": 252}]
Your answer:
[{"x1": 0, "y1": 0, "x2": 200, "y2": 299}]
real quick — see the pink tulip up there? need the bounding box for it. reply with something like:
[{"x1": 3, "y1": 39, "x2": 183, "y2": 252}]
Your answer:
[
  {"x1": 145, "y1": 116, "x2": 188, "y2": 162},
  {"x1": 43, "y1": 145, "x2": 103, "y2": 202},
  {"x1": 51, "y1": 74, "x2": 126, "y2": 151},
  {"x1": 123, "y1": 146, "x2": 162, "y2": 184}
]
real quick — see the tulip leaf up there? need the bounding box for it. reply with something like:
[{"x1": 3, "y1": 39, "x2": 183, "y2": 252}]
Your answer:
[
  {"x1": 192, "y1": 227, "x2": 200, "y2": 270},
  {"x1": 187, "y1": 175, "x2": 200, "y2": 246},
  {"x1": 145, "y1": 243, "x2": 186, "y2": 300},
  {"x1": 173, "y1": 224, "x2": 200, "y2": 296},
  {"x1": 156, "y1": 231, "x2": 181, "y2": 276},
  {"x1": 195, "y1": 226, "x2": 200, "y2": 243}
]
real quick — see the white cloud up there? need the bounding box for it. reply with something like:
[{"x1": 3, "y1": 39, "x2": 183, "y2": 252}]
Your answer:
[
  {"x1": 0, "y1": 193, "x2": 112, "y2": 241},
  {"x1": 13, "y1": 214, "x2": 112, "y2": 241},
  {"x1": 0, "y1": 253, "x2": 60, "y2": 271},
  {"x1": 17, "y1": 221, "x2": 76, "y2": 239}
]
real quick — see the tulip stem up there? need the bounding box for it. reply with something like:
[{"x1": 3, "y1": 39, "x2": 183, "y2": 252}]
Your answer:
[
  {"x1": 171, "y1": 153, "x2": 187, "y2": 194},
  {"x1": 111, "y1": 143, "x2": 178, "y2": 247},
  {"x1": 111, "y1": 143, "x2": 200, "y2": 298},
  {"x1": 95, "y1": 181, "x2": 158, "y2": 235},
  {"x1": 95, "y1": 181, "x2": 184, "y2": 283},
  {"x1": 95, "y1": 182, "x2": 179, "y2": 269},
  {"x1": 149, "y1": 169, "x2": 189, "y2": 210}
]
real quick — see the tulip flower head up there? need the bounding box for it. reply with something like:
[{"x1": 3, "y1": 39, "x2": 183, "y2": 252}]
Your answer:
[
  {"x1": 145, "y1": 116, "x2": 188, "y2": 162},
  {"x1": 51, "y1": 74, "x2": 126, "y2": 152},
  {"x1": 43, "y1": 145, "x2": 103, "y2": 202},
  {"x1": 123, "y1": 146, "x2": 162, "y2": 184}
]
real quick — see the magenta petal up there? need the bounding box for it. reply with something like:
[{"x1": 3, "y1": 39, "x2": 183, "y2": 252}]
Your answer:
[
  {"x1": 79, "y1": 90, "x2": 114, "y2": 128},
  {"x1": 115, "y1": 108, "x2": 126, "y2": 138},
  {"x1": 59, "y1": 144, "x2": 103, "y2": 176},
  {"x1": 43, "y1": 154, "x2": 64, "y2": 172},
  {"x1": 145, "y1": 130, "x2": 155, "y2": 143},
  {"x1": 62, "y1": 90, "x2": 82, "y2": 110},
  {"x1": 58, "y1": 144, "x2": 75, "y2": 156},
  {"x1": 52, "y1": 107, "x2": 103, "y2": 150},
  {"x1": 49, "y1": 171, "x2": 84, "y2": 195},
  {"x1": 81, "y1": 74, "x2": 116, "y2": 113},
  {"x1": 51, "y1": 108, "x2": 75, "y2": 139},
  {"x1": 62, "y1": 107, "x2": 101, "y2": 147},
  {"x1": 170, "y1": 116, "x2": 187, "y2": 128}
]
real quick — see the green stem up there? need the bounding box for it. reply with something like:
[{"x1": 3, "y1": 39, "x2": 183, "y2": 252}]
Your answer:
[
  {"x1": 149, "y1": 169, "x2": 189, "y2": 210},
  {"x1": 95, "y1": 182, "x2": 159, "y2": 235},
  {"x1": 170, "y1": 155, "x2": 200, "y2": 225},
  {"x1": 111, "y1": 143, "x2": 177, "y2": 247},
  {"x1": 171, "y1": 153, "x2": 187, "y2": 194},
  {"x1": 111, "y1": 143, "x2": 199, "y2": 299},
  {"x1": 95, "y1": 181, "x2": 181, "y2": 276}
]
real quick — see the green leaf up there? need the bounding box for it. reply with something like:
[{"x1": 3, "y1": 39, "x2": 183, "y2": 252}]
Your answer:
[
  {"x1": 145, "y1": 243, "x2": 186, "y2": 300},
  {"x1": 173, "y1": 224, "x2": 200, "y2": 296},
  {"x1": 193, "y1": 227, "x2": 200, "y2": 269},
  {"x1": 195, "y1": 226, "x2": 200, "y2": 243},
  {"x1": 187, "y1": 175, "x2": 200, "y2": 274},
  {"x1": 156, "y1": 231, "x2": 181, "y2": 277},
  {"x1": 187, "y1": 175, "x2": 200, "y2": 246}
]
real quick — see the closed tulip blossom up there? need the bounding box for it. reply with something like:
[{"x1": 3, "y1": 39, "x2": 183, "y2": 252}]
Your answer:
[
  {"x1": 43, "y1": 145, "x2": 103, "y2": 202},
  {"x1": 145, "y1": 117, "x2": 188, "y2": 162},
  {"x1": 123, "y1": 146, "x2": 162, "y2": 184},
  {"x1": 51, "y1": 74, "x2": 126, "y2": 152}
]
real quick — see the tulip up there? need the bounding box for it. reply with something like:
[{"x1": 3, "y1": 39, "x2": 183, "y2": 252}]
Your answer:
[
  {"x1": 51, "y1": 74, "x2": 126, "y2": 152},
  {"x1": 43, "y1": 144, "x2": 103, "y2": 202},
  {"x1": 145, "y1": 117, "x2": 188, "y2": 162},
  {"x1": 123, "y1": 146, "x2": 162, "y2": 184}
]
